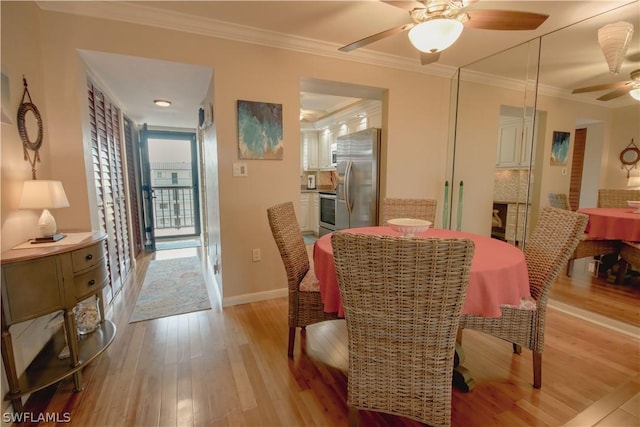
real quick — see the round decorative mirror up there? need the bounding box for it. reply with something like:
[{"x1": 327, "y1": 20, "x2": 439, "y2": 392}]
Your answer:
[
  {"x1": 17, "y1": 102, "x2": 43, "y2": 151},
  {"x1": 620, "y1": 145, "x2": 640, "y2": 166},
  {"x1": 17, "y1": 77, "x2": 43, "y2": 179},
  {"x1": 620, "y1": 139, "x2": 640, "y2": 178}
]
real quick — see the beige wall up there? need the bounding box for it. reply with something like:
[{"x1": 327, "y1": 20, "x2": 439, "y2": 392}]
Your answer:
[
  {"x1": 2, "y1": 3, "x2": 453, "y2": 305},
  {"x1": 607, "y1": 105, "x2": 640, "y2": 187},
  {"x1": 0, "y1": 2, "x2": 58, "y2": 411}
]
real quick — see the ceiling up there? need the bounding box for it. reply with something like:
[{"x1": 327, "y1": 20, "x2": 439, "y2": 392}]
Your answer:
[{"x1": 54, "y1": 0, "x2": 639, "y2": 129}]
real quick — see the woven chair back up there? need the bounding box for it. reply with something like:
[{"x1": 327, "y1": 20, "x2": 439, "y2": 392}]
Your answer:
[
  {"x1": 331, "y1": 232, "x2": 474, "y2": 427},
  {"x1": 598, "y1": 189, "x2": 640, "y2": 208},
  {"x1": 381, "y1": 198, "x2": 437, "y2": 225},
  {"x1": 524, "y1": 207, "x2": 588, "y2": 304},
  {"x1": 547, "y1": 193, "x2": 571, "y2": 210},
  {"x1": 267, "y1": 201, "x2": 309, "y2": 291}
]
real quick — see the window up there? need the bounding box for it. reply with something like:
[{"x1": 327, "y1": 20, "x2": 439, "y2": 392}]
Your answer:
[{"x1": 171, "y1": 172, "x2": 178, "y2": 185}]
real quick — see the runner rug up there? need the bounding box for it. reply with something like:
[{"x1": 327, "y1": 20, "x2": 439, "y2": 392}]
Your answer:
[{"x1": 129, "y1": 256, "x2": 211, "y2": 323}]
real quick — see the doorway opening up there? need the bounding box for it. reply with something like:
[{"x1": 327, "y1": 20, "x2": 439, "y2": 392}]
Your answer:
[{"x1": 140, "y1": 127, "x2": 202, "y2": 251}]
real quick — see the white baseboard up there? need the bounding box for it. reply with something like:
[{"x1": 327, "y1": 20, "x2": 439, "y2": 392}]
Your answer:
[
  {"x1": 548, "y1": 299, "x2": 640, "y2": 338},
  {"x1": 222, "y1": 288, "x2": 288, "y2": 307}
]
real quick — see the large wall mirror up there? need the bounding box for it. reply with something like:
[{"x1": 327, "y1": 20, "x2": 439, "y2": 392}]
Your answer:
[{"x1": 448, "y1": 1, "x2": 639, "y2": 322}]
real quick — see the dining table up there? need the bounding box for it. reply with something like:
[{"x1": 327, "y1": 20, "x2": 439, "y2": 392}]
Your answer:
[
  {"x1": 576, "y1": 207, "x2": 640, "y2": 241},
  {"x1": 314, "y1": 226, "x2": 531, "y2": 318},
  {"x1": 313, "y1": 225, "x2": 532, "y2": 391}
]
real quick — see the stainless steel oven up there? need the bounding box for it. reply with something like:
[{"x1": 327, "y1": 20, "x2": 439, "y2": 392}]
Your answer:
[{"x1": 319, "y1": 192, "x2": 336, "y2": 236}]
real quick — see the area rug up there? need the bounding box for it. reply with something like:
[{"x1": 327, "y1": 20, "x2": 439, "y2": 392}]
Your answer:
[{"x1": 129, "y1": 256, "x2": 211, "y2": 323}]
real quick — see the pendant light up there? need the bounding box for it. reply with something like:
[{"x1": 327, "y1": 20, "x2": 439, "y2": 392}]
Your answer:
[
  {"x1": 408, "y1": 19, "x2": 464, "y2": 54},
  {"x1": 598, "y1": 21, "x2": 634, "y2": 74}
]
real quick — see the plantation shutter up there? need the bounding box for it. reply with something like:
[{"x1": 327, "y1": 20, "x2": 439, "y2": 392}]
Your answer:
[{"x1": 88, "y1": 79, "x2": 131, "y2": 303}]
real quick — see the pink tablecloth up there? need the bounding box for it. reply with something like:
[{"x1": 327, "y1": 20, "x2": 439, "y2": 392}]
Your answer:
[
  {"x1": 313, "y1": 226, "x2": 531, "y2": 318},
  {"x1": 577, "y1": 208, "x2": 640, "y2": 241}
]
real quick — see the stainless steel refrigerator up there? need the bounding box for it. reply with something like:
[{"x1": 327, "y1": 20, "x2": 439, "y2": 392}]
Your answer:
[{"x1": 335, "y1": 128, "x2": 381, "y2": 230}]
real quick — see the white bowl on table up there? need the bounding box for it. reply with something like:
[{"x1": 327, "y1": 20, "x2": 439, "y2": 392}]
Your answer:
[
  {"x1": 387, "y1": 218, "x2": 432, "y2": 237},
  {"x1": 627, "y1": 201, "x2": 640, "y2": 213}
]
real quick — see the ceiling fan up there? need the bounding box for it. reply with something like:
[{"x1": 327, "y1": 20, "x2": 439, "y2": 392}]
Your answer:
[
  {"x1": 571, "y1": 69, "x2": 640, "y2": 101},
  {"x1": 339, "y1": 0, "x2": 549, "y2": 65}
]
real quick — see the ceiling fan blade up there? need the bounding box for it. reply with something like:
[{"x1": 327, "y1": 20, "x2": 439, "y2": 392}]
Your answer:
[
  {"x1": 380, "y1": 1, "x2": 424, "y2": 12},
  {"x1": 597, "y1": 85, "x2": 633, "y2": 101},
  {"x1": 571, "y1": 81, "x2": 630, "y2": 94},
  {"x1": 420, "y1": 51, "x2": 440, "y2": 65},
  {"x1": 339, "y1": 23, "x2": 415, "y2": 52},
  {"x1": 465, "y1": 10, "x2": 549, "y2": 31}
]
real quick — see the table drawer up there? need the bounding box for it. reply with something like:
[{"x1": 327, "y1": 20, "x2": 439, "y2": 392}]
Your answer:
[
  {"x1": 74, "y1": 262, "x2": 109, "y2": 300},
  {"x1": 1, "y1": 258, "x2": 64, "y2": 324},
  {"x1": 71, "y1": 242, "x2": 106, "y2": 272}
]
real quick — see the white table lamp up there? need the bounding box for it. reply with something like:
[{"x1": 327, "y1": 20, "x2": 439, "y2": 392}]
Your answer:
[
  {"x1": 628, "y1": 175, "x2": 640, "y2": 190},
  {"x1": 19, "y1": 180, "x2": 70, "y2": 242}
]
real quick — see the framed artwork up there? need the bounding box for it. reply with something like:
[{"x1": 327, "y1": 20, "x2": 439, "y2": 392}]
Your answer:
[
  {"x1": 237, "y1": 100, "x2": 283, "y2": 160},
  {"x1": 1, "y1": 73, "x2": 12, "y2": 125},
  {"x1": 550, "y1": 131, "x2": 570, "y2": 166}
]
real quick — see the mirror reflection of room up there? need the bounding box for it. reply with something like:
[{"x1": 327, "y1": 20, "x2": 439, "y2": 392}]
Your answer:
[{"x1": 451, "y1": 1, "x2": 639, "y2": 328}]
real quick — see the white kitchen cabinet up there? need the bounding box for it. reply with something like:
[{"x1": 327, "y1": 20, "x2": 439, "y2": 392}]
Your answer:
[
  {"x1": 505, "y1": 203, "x2": 530, "y2": 246},
  {"x1": 301, "y1": 131, "x2": 318, "y2": 171},
  {"x1": 299, "y1": 192, "x2": 319, "y2": 234},
  {"x1": 318, "y1": 131, "x2": 334, "y2": 170},
  {"x1": 310, "y1": 193, "x2": 319, "y2": 234},
  {"x1": 299, "y1": 193, "x2": 311, "y2": 232},
  {"x1": 496, "y1": 118, "x2": 534, "y2": 168}
]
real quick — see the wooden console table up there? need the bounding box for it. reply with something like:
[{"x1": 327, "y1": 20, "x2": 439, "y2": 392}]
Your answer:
[{"x1": 1, "y1": 232, "x2": 116, "y2": 412}]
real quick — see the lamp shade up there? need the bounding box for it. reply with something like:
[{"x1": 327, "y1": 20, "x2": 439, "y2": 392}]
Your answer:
[
  {"x1": 629, "y1": 87, "x2": 640, "y2": 101},
  {"x1": 19, "y1": 180, "x2": 70, "y2": 209},
  {"x1": 408, "y1": 19, "x2": 464, "y2": 53},
  {"x1": 20, "y1": 180, "x2": 69, "y2": 239},
  {"x1": 598, "y1": 21, "x2": 634, "y2": 74},
  {"x1": 628, "y1": 175, "x2": 640, "y2": 189}
]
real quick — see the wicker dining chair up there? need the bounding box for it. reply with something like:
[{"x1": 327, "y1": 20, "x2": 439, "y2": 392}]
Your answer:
[
  {"x1": 547, "y1": 192, "x2": 571, "y2": 210},
  {"x1": 459, "y1": 207, "x2": 588, "y2": 389},
  {"x1": 267, "y1": 201, "x2": 339, "y2": 358},
  {"x1": 380, "y1": 198, "x2": 437, "y2": 225},
  {"x1": 564, "y1": 189, "x2": 635, "y2": 276},
  {"x1": 331, "y1": 232, "x2": 475, "y2": 427},
  {"x1": 616, "y1": 241, "x2": 640, "y2": 283},
  {"x1": 598, "y1": 189, "x2": 640, "y2": 208}
]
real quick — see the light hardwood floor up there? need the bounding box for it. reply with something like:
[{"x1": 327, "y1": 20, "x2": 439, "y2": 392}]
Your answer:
[
  {"x1": 16, "y1": 249, "x2": 640, "y2": 426},
  {"x1": 550, "y1": 260, "x2": 640, "y2": 327}
]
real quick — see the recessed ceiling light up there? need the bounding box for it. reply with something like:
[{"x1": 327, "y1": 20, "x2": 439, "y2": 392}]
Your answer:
[{"x1": 154, "y1": 99, "x2": 171, "y2": 107}]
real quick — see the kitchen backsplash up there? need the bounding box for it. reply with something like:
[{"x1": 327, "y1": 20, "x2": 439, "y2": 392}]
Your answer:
[
  {"x1": 300, "y1": 171, "x2": 336, "y2": 190},
  {"x1": 493, "y1": 169, "x2": 531, "y2": 202}
]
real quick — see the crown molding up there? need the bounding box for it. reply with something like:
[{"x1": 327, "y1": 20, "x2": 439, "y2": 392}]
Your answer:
[
  {"x1": 36, "y1": 0, "x2": 456, "y2": 79},
  {"x1": 36, "y1": 1, "x2": 634, "y2": 109}
]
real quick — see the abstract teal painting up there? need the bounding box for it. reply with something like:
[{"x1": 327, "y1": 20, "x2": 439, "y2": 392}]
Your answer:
[
  {"x1": 550, "y1": 131, "x2": 570, "y2": 166},
  {"x1": 237, "y1": 100, "x2": 283, "y2": 160}
]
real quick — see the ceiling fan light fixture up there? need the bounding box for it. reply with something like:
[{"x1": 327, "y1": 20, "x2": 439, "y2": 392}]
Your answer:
[
  {"x1": 629, "y1": 88, "x2": 640, "y2": 101},
  {"x1": 597, "y1": 21, "x2": 634, "y2": 74},
  {"x1": 408, "y1": 19, "x2": 464, "y2": 54}
]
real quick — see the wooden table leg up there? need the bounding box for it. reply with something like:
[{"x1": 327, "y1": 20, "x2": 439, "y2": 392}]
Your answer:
[
  {"x1": 63, "y1": 309, "x2": 83, "y2": 392},
  {"x1": 616, "y1": 258, "x2": 629, "y2": 284},
  {"x1": 2, "y1": 309, "x2": 24, "y2": 412},
  {"x1": 453, "y1": 330, "x2": 476, "y2": 392}
]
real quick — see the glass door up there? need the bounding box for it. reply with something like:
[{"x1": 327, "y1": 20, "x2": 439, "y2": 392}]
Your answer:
[{"x1": 139, "y1": 126, "x2": 201, "y2": 250}]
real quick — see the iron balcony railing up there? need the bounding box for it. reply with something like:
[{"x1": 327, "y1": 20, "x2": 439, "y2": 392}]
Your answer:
[{"x1": 152, "y1": 186, "x2": 195, "y2": 231}]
